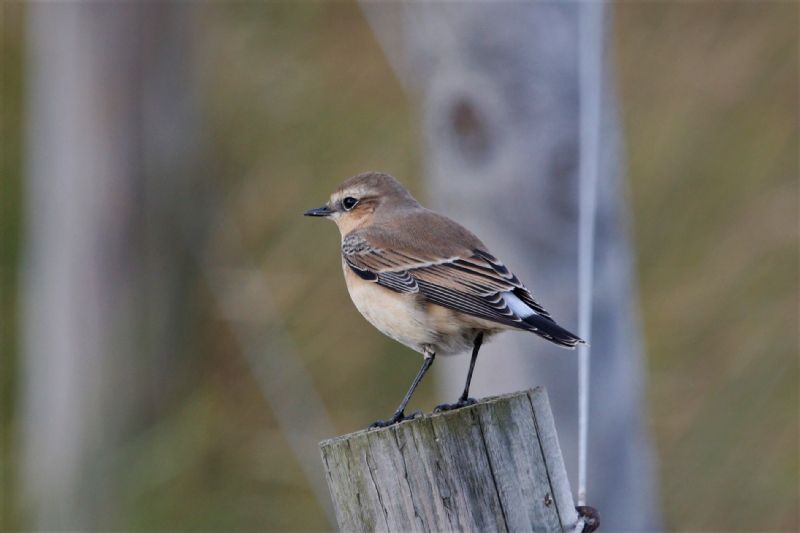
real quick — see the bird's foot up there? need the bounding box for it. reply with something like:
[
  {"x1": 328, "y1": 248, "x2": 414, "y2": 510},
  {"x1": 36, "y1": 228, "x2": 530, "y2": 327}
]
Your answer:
[
  {"x1": 434, "y1": 397, "x2": 477, "y2": 413},
  {"x1": 369, "y1": 409, "x2": 422, "y2": 429},
  {"x1": 576, "y1": 505, "x2": 600, "y2": 532}
]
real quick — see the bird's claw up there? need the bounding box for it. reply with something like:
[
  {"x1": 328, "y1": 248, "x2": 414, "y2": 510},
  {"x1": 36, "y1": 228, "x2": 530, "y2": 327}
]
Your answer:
[
  {"x1": 369, "y1": 409, "x2": 422, "y2": 429},
  {"x1": 434, "y1": 397, "x2": 477, "y2": 413}
]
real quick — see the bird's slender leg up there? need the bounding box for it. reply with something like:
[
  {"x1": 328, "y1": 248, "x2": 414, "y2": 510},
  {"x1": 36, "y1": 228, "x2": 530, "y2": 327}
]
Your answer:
[
  {"x1": 458, "y1": 332, "x2": 484, "y2": 403},
  {"x1": 435, "y1": 332, "x2": 484, "y2": 412},
  {"x1": 370, "y1": 348, "x2": 435, "y2": 429}
]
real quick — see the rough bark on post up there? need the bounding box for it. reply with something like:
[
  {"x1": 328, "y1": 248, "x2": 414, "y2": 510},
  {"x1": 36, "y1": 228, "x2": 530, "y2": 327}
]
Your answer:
[{"x1": 320, "y1": 388, "x2": 578, "y2": 532}]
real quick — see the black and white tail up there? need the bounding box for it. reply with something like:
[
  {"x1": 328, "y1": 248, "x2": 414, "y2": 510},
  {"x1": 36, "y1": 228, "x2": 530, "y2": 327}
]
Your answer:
[
  {"x1": 504, "y1": 287, "x2": 585, "y2": 348},
  {"x1": 523, "y1": 313, "x2": 585, "y2": 349}
]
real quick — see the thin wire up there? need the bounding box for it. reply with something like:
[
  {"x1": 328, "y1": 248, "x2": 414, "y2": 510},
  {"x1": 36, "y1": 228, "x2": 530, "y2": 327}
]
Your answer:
[{"x1": 577, "y1": 0, "x2": 605, "y2": 515}]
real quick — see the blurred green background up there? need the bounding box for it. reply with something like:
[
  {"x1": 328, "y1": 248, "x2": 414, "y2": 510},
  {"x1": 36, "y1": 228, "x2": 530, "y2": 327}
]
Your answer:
[{"x1": 1, "y1": 1, "x2": 797, "y2": 531}]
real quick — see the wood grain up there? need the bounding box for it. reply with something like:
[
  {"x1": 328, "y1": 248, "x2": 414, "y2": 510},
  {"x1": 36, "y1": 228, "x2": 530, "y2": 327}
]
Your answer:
[{"x1": 320, "y1": 388, "x2": 578, "y2": 532}]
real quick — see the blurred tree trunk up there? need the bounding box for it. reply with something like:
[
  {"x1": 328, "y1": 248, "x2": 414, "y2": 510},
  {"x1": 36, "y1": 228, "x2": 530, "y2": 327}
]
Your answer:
[
  {"x1": 20, "y1": 2, "x2": 204, "y2": 528},
  {"x1": 361, "y1": 2, "x2": 660, "y2": 530}
]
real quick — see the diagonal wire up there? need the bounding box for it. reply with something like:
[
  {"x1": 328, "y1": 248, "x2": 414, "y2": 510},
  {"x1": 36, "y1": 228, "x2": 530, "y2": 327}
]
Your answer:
[{"x1": 186, "y1": 214, "x2": 337, "y2": 525}]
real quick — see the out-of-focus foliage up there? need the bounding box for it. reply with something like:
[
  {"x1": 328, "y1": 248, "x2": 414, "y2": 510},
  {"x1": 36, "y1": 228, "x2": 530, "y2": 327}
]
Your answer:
[
  {"x1": 1, "y1": 2, "x2": 24, "y2": 528},
  {"x1": 617, "y1": 3, "x2": 798, "y2": 529},
  {"x1": 1, "y1": 1, "x2": 797, "y2": 530}
]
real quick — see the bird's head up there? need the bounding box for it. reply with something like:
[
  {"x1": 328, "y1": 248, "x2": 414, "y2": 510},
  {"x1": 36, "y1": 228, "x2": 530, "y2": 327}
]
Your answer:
[{"x1": 304, "y1": 172, "x2": 420, "y2": 235}]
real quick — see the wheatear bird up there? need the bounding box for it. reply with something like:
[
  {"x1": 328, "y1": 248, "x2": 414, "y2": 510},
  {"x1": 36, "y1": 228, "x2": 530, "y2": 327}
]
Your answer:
[{"x1": 305, "y1": 172, "x2": 583, "y2": 428}]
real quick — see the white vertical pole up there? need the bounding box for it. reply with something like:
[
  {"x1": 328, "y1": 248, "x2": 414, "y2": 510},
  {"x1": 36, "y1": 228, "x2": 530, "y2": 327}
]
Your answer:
[{"x1": 576, "y1": 0, "x2": 605, "y2": 512}]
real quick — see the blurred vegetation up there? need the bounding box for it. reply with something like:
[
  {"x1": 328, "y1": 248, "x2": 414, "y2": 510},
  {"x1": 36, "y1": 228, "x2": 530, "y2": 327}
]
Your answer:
[
  {"x1": 616, "y1": 3, "x2": 798, "y2": 529},
  {"x1": 1, "y1": 2, "x2": 24, "y2": 528},
  {"x1": 2, "y1": 1, "x2": 797, "y2": 531}
]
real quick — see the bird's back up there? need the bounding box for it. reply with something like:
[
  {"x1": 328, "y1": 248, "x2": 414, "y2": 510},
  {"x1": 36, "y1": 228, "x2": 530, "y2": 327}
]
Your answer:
[{"x1": 369, "y1": 206, "x2": 487, "y2": 259}]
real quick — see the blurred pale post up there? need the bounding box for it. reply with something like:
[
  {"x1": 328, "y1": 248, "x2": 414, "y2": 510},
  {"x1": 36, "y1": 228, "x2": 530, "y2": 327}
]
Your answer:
[
  {"x1": 362, "y1": 2, "x2": 660, "y2": 529},
  {"x1": 20, "y1": 2, "x2": 203, "y2": 527}
]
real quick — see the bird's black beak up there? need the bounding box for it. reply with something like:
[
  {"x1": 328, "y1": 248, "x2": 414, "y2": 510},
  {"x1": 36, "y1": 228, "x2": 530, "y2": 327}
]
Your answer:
[{"x1": 304, "y1": 204, "x2": 334, "y2": 217}]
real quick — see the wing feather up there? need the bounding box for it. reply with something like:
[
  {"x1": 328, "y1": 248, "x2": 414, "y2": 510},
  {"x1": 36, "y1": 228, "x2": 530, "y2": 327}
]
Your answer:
[{"x1": 341, "y1": 232, "x2": 554, "y2": 329}]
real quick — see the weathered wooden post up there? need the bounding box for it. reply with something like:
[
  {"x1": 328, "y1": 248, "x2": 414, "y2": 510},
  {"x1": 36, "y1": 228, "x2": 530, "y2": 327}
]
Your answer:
[{"x1": 320, "y1": 388, "x2": 578, "y2": 532}]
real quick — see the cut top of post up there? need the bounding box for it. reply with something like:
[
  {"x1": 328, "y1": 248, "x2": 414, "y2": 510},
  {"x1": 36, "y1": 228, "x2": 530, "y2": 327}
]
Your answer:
[{"x1": 320, "y1": 387, "x2": 578, "y2": 533}]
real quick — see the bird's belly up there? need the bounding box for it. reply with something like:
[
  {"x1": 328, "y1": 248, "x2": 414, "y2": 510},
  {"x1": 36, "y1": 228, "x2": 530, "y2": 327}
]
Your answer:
[
  {"x1": 345, "y1": 271, "x2": 433, "y2": 354},
  {"x1": 343, "y1": 262, "x2": 492, "y2": 356}
]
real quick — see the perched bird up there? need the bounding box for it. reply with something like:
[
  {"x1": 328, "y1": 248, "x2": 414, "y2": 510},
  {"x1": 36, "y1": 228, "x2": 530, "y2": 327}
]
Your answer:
[{"x1": 305, "y1": 172, "x2": 583, "y2": 428}]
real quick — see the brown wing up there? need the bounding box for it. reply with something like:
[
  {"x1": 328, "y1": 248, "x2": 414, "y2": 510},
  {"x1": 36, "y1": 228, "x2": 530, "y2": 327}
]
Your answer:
[{"x1": 341, "y1": 229, "x2": 555, "y2": 330}]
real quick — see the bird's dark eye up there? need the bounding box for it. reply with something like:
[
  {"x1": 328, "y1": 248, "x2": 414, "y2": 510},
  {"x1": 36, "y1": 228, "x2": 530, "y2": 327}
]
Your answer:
[{"x1": 342, "y1": 197, "x2": 359, "y2": 211}]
